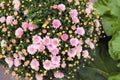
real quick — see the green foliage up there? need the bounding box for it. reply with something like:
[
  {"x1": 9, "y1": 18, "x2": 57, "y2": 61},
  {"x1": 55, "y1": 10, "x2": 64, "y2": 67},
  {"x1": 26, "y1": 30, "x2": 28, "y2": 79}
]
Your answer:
[
  {"x1": 109, "y1": 31, "x2": 120, "y2": 60},
  {"x1": 108, "y1": 74, "x2": 120, "y2": 80},
  {"x1": 94, "y1": 0, "x2": 120, "y2": 36},
  {"x1": 77, "y1": 39, "x2": 120, "y2": 80},
  {"x1": 94, "y1": 0, "x2": 120, "y2": 80}
]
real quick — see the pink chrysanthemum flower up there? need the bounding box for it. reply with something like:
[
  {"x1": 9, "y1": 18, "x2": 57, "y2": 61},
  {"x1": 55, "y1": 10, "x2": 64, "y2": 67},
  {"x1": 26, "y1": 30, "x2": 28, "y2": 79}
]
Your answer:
[{"x1": 52, "y1": 19, "x2": 61, "y2": 29}]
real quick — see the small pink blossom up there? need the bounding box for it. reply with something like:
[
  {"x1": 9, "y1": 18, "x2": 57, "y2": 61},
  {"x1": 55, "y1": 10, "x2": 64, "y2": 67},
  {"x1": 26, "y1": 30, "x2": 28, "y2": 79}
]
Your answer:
[
  {"x1": 51, "y1": 48, "x2": 59, "y2": 56},
  {"x1": 43, "y1": 60, "x2": 52, "y2": 70},
  {"x1": 14, "y1": 58, "x2": 21, "y2": 67},
  {"x1": 82, "y1": 50, "x2": 89, "y2": 58},
  {"x1": 94, "y1": 19, "x2": 101, "y2": 27},
  {"x1": 57, "y1": 4, "x2": 66, "y2": 12},
  {"x1": 68, "y1": 48, "x2": 77, "y2": 57},
  {"x1": 0, "y1": 16, "x2": 6, "y2": 23},
  {"x1": 32, "y1": 35, "x2": 42, "y2": 44},
  {"x1": 86, "y1": 2, "x2": 93, "y2": 10},
  {"x1": 69, "y1": 9, "x2": 78, "y2": 17},
  {"x1": 22, "y1": 22, "x2": 29, "y2": 30},
  {"x1": 76, "y1": 27, "x2": 85, "y2": 35},
  {"x1": 71, "y1": 25, "x2": 76, "y2": 30},
  {"x1": 52, "y1": 38, "x2": 60, "y2": 46},
  {"x1": 54, "y1": 71, "x2": 64, "y2": 79},
  {"x1": 47, "y1": 43, "x2": 56, "y2": 51},
  {"x1": 15, "y1": 27, "x2": 24, "y2": 38},
  {"x1": 24, "y1": 9, "x2": 29, "y2": 15},
  {"x1": 27, "y1": 44, "x2": 37, "y2": 55},
  {"x1": 70, "y1": 38, "x2": 79, "y2": 46},
  {"x1": 28, "y1": 22, "x2": 36, "y2": 31},
  {"x1": 37, "y1": 44, "x2": 45, "y2": 52},
  {"x1": 61, "y1": 61, "x2": 66, "y2": 68},
  {"x1": 85, "y1": 38, "x2": 91, "y2": 45},
  {"x1": 6, "y1": 16, "x2": 14, "y2": 25},
  {"x1": 51, "y1": 56, "x2": 60, "y2": 65},
  {"x1": 13, "y1": 53, "x2": 19, "y2": 59},
  {"x1": 76, "y1": 45, "x2": 82, "y2": 53},
  {"x1": 42, "y1": 36, "x2": 50, "y2": 46},
  {"x1": 30, "y1": 59, "x2": 40, "y2": 71},
  {"x1": 14, "y1": 4, "x2": 20, "y2": 11},
  {"x1": 36, "y1": 74, "x2": 43, "y2": 80},
  {"x1": 5, "y1": 57, "x2": 13, "y2": 68},
  {"x1": 85, "y1": 8, "x2": 91, "y2": 14},
  {"x1": 13, "y1": 0, "x2": 21, "y2": 11},
  {"x1": 72, "y1": 16, "x2": 79, "y2": 24},
  {"x1": 89, "y1": 42, "x2": 95, "y2": 49},
  {"x1": 52, "y1": 19, "x2": 61, "y2": 29},
  {"x1": 1, "y1": 39, "x2": 7, "y2": 48},
  {"x1": 61, "y1": 33, "x2": 68, "y2": 41},
  {"x1": 67, "y1": 0, "x2": 73, "y2": 3}
]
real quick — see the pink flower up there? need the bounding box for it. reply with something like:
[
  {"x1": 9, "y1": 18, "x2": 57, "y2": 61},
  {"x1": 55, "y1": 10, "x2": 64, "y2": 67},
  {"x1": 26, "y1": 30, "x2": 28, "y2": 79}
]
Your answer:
[
  {"x1": 15, "y1": 27, "x2": 24, "y2": 38},
  {"x1": 61, "y1": 61, "x2": 66, "y2": 68},
  {"x1": 76, "y1": 27, "x2": 85, "y2": 35},
  {"x1": 69, "y1": 9, "x2": 78, "y2": 17},
  {"x1": 61, "y1": 34, "x2": 68, "y2": 41},
  {"x1": 94, "y1": 19, "x2": 101, "y2": 27},
  {"x1": 32, "y1": 35, "x2": 42, "y2": 44},
  {"x1": 51, "y1": 48, "x2": 59, "y2": 56},
  {"x1": 0, "y1": 3, "x2": 3, "y2": 7},
  {"x1": 43, "y1": 60, "x2": 52, "y2": 70},
  {"x1": 37, "y1": 44, "x2": 45, "y2": 52},
  {"x1": 14, "y1": 4, "x2": 20, "y2": 11},
  {"x1": 24, "y1": 9, "x2": 29, "y2": 15},
  {"x1": 72, "y1": 16, "x2": 79, "y2": 24},
  {"x1": 51, "y1": 56, "x2": 60, "y2": 65},
  {"x1": 86, "y1": 2, "x2": 93, "y2": 10},
  {"x1": 5, "y1": 57, "x2": 13, "y2": 68},
  {"x1": 6, "y1": 16, "x2": 14, "y2": 25},
  {"x1": 13, "y1": 53, "x2": 19, "y2": 59},
  {"x1": 70, "y1": 38, "x2": 79, "y2": 46},
  {"x1": 89, "y1": 42, "x2": 95, "y2": 49},
  {"x1": 54, "y1": 71, "x2": 64, "y2": 79},
  {"x1": 57, "y1": 4, "x2": 66, "y2": 12},
  {"x1": 27, "y1": 44, "x2": 37, "y2": 55},
  {"x1": 47, "y1": 43, "x2": 56, "y2": 51},
  {"x1": 0, "y1": 16, "x2": 6, "y2": 23},
  {"x1": 67, "y1": 0, "x2": 73, "y2": 3},
  {"x1": 75, "y1": 45, "x2": 82, "y2": 53},
  {"x1": 52, "y1": 19, "x2": 61, "y2": 29},
  {"x1": 85, "y1": 38, "x2": 91, "y2": 45},
  {"x1": 42, "y1": 36, "x2": 50, "y2": 46},
  {"x1": 36, "y1": 74, "x2": 43, "y2": 80},
  {"x1": 13, "y1": 0, "x2": 21, "y2": 11},
  {"x1": 52, "y1": 38, "x2": 60, "y2": 46},
  {"x1": 22, "y1": 22, "x2": 29, "y2": 30},
  {"x1": 71, "y1": 25, "x2": 76, "y2": 30},
  {"x1": 30, "y1": 59, "x2": 40, "y2": 71},
  {"x1": 28, "y1": 22, "x2": 36, "y2": 31},
  {"x1": 68, "y1": 48, "x2": 77, "y2": 57},
  {"x1": 14, "y1": 58, "x2": 21, "y2": 67},
  {"x1": 1, "y1": 39, "x2": 7, "y2": 48},
  {"x1": 82, "y1": 50, "x2": 89, "y2": 58},
  {"x1": 85, "y1": 8, "x2": 91, "y2": 14}
]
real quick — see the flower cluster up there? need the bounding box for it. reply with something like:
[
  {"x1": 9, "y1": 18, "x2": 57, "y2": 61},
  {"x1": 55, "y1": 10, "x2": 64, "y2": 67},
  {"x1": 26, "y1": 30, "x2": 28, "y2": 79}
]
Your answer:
[{"x1": 0, "y1": 0, "x2": 104, "y2": 80}]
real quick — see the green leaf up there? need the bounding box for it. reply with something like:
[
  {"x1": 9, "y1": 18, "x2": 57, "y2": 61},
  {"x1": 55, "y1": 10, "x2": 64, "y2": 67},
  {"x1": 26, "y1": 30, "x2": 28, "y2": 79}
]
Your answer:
[
  {"x1": 102, "y1": 16, "x2": 120, "y2": 36},
  {"x1": 94, "y1": 0, "x2": 120, "y2": 36},
  {"x1": 77, "y1": 38, "x2": 120, "y2": 80},
  {"x1": 109, "y1": 31, "x2": 120, "y2": 60},
  {"x1": 94, "y1": 0, "x2": 111, "y2": 15},
  {"x1": 109, "y1": 0, "x2": 120, "y2": 17},
  {"x1": 108, "y1": 74, "x2": 120, "y2": 80}
]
